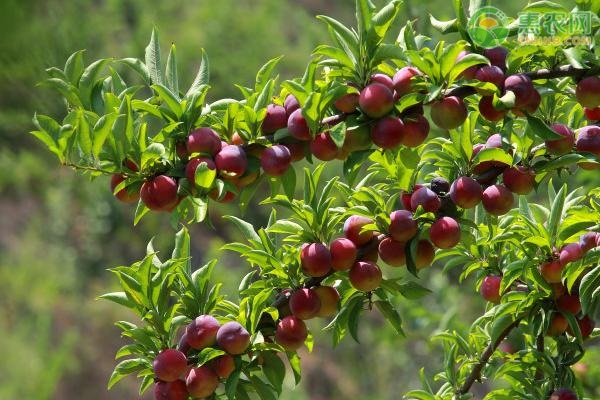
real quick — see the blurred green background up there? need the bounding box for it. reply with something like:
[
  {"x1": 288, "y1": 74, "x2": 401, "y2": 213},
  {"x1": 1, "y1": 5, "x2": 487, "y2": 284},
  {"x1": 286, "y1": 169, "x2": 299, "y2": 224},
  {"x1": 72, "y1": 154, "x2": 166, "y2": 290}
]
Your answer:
[{"x1": 1, "y1": 0, "x2": 597, "y2": 399}]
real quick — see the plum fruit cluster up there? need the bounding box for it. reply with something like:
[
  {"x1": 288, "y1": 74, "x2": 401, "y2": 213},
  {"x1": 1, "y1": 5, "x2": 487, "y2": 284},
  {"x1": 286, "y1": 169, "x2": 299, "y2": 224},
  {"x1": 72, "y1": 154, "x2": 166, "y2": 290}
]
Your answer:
[{"x1": 152, "y1": 315, "x2": 250, "y2": 400}]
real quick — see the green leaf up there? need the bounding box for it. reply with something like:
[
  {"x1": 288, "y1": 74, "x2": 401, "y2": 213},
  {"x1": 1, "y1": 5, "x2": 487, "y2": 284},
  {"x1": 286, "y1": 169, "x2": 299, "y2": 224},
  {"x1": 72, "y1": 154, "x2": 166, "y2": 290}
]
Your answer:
[
  {"x1": 471, "y1": 148, "x2": 513, "y2": 167},
  {"x1": 165, "y1": 44, "x2": 179, "y2": 97},
  {"x1": 107, "y1": 358, "x2": 147, "y2": 389},
  {"x1": 79, "y1": 59, "x2": 111, "y2": 108},
  {"x1": 547, "y1": 185, "x2": 566, "y2": 246},
  {"x1": 76, "y1": 110, "x2": 92, "y2": 155},
  {"x1": 194, "y1": 162, "x2": 217, "y2": 190},
  {"x1": 255, "y1": 56, "x2": 283, "y2": 93},
  {"x1": 329, "y1": 121, "x2": 346, "y2": 149},
  {"x1": 355, "y1": 0, "x2": 375, "y2": 37},
  {"x1": 145, "y1": 28, "x2": 164, "y2": 86},
  {"x1": 493, "y1": 91, "x2": 516, "y2": 110},
  {"x1": 286, "y1": 352, "x2": 302, "y2": 385},
  {"x1": 398, "y1": 280, "x2": 432, "y2": 299},
  {"x1": 371, "y1": 0, "x2": 402, "y2": 40},
  {"x1": 186, "y1": 48, "x2": 209, "y2": 98},
  {"x1": 374, "y1": 300, "x2": 404, "y2": 335},
  {"x1": 448, "y1": 53, "x2": 488, "y2": 83},
  {"x1": 40, "y1": 78, "x2": 83, "y2": 107},
  {"x1": 119, "y1": 58, "x2": 151, "y2": 85},
  {"x1": 97, "y1": 292, "x2": 137, "y2": 309},
  {"x1": 429, "y1": 15, "x2": 458, "y2": 34},
  {"x1": 141, "y1": 143, "x2": 166, "y2": 169},
  {"x1": 94, "y1": 114, "x2": 118, "y2": 156},
  {"x1": 281, "y1": 167, "x2": 296, "y2": 201},
  {"x1": 316, "y1": 15, "x2": 359, "y2": 58},
  {"x1": 262, "y1": 352, "x2": 286, "y2": 394},
  {"x1": 152, "y1": 84, "x2": 183, "y2": 117},
  {"x1": 64, "y1": 50, "x2": 86, "y2": 85},
  {"x1": 526, "y1": 114, "x2": 563, "y2": 140},
  {"x1": 224, "y1": 216, "x2": 261, "y2": 243}
]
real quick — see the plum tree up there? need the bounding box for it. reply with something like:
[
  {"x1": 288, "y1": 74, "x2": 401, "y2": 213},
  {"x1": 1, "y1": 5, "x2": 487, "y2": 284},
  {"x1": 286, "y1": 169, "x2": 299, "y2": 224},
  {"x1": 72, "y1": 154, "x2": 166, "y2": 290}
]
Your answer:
[
  {"x1": 502, "y1": 166, "x2": 535, "y2": 195},
  {"x1": 481, "y1": 184, "x2": 514, "y2": 216},
  {"x1": 410, "y1": 187, "x2": 441, "y2": 213},
  {"x1": 359, "y1": 83, "x2": 394, "y2": 118},
  {"x1": 110, "y1": 174, "x2": 139, "y2": 203},
  {"x1": 400, "y1": 114, "x2": 429, "y2": 147},
  {"x1": 370, "y1": 116, "x2": 404, "y2": 149},
  {"x1": 504, "y1": 74, "x2": 535, "y2": 107},
  {"x1": 186, "y1": 315, "x2": 220, "y2": 350},
  {"x1": 287, "y1": 108, "x2": 312, "y2": 141},
  {"x1": 141, "y1": 175, "x2": 179, "y2": 211},
  {"x1": 289, "y1": 288, "x2": 321, "y2": 320},
  {"x1": 260, "y1": 145, "x2": 292, "y2": 176},
  {"x1": 449, "y1": 176, "x2": 483, "y2": 209},
  {"x1": 154, "y1": 380, "x2": 188, "y2": 400},
  {"x1": 378, "y1": 237, "x2": 406, "y2": 267},
  {"x1": 185, "y1": 366, "x2": 219, "y2": 398},
  {"x1": 216, "y1": 321, "x2": 251, "y2": 355},
  {"x1": 343, "y1": 215, "x2": 376, "y2": 246},
  {"x1": 329, "y1": 238, "x2": 357, "y2": 271},
  {"x1": 546, "y1": 313, "x2": 568, "y2": 336},
  {"x1": 479, "y1": 96, "x2": 507, "y2": 121},
  {"x1": 430, "y1": 96, "x2": 468, "y2": 130},
  {"x1": 310, "y1": 132, "x2": 339, "y2": 160},
  {"x1": 215, "y1": 145, "x2": 247, "y2": 177},
  {"x1": 547, "y1": 124, "x2": 575, "y2": 155},
  {"x1": 349, "y1": 261, "x2": 382, "y2": 291},
  {"x1": 388, "y1": 210, "x2": 418, "y2": 242},
  {"x1": 31, "y1": 2, "x2": 600, "y2": 399},
  {"x1": 153, "y1": 349, "x2": 188, "y2": 382},
  {"x1": 556, "y1": 294, "x2": 581, "y2": 315},
  {"x1": 480, "y1": 275, "x2": 502, "y2": 304},
  {"x1": 484, "y1": 46, "x2": 508, "y2": 71},
  {"x1": 474, "y1": 65, "x2": 505, "y2": 93},
  {"x1": 186, "y1": 127, "x2": 222, "y2": 156},
  {"x1": 575, "y1": 76, "x2": 600, "y2": 108},
  {"x1": 392, "y1": 66, "x2": 421, "y2": 96},
  {"x1": 549, "y1": 388, "x2": 578, "y2": 400},
  {"x1": 540, "y1": 260, "x2": 564, "y2": 284},
  {"x1": 261, "y1": 104, "x2": 287, "y2": 134},
  {"x1": 210, "y1": 355, "x2": 235, "y2": 379},
  {"x1": 429, "y1": 217, "x2": 460, "y2": 249},
  {"x1": 313, "y1": 286, "x2": 340, "y2": 317},
  {"x1": 300, "y1": 243, "x2": 332, "y2": 277},
  {"x1": 275, "y1": 316, "x2": 308, "y2": 351},
  {"x1": 334, "y1": 93, "x2": 359, "y2": 114}
]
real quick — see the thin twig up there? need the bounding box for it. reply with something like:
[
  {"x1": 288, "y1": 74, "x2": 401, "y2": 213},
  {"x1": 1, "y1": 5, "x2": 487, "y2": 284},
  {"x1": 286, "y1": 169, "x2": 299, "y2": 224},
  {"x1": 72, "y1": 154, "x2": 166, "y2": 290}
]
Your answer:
[{"x1": 456, "y1": 318, "x2": 522, "y2": 395}]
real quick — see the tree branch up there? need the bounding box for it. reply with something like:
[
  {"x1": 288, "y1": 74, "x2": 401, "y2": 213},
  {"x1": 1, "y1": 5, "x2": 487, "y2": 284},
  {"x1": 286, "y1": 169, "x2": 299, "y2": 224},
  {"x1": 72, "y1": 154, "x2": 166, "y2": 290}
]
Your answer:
[
  {"x1": 457, "y1": 318, "x2": 522, "y2": 395},
  {"x1": 535, "y1": 333, "x2": 545, "y2": 381},
  {"x1": 447, "y1": 64, "x2": 599, "y2": 98}
]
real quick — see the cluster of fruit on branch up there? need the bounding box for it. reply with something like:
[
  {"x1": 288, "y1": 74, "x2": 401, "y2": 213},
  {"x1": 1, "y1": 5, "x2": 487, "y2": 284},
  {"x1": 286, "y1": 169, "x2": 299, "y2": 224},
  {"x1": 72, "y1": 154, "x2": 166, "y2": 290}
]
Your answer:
[{"x1": 31, "y1": 0, "x2": 600, "y2": 399}]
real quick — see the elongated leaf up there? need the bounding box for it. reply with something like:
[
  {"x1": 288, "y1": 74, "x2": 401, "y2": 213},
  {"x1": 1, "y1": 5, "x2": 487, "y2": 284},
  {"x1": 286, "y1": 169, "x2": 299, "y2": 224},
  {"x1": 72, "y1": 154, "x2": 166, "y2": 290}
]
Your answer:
[
  {"x1": 64, "y1": 50, "x2": 86, "y2": 85},
  {"x1": 165, "y1": 44, "x2": 179, "y2": 97},
  {"x1": 526, "y1": 114, "x2": 563, "y2": 140},
  {"x1": 186, "y1": 48, "x2": 209, "y2": 98},
  {"x1": 145, "y1": 28, "x2": 164, "y2": 85},
  {"x1": 547, "y1": 185, "x2": 566, "y2": 246},
  {"x1": 255, "y1": 56, "x2": 283, "y2": 92},
  {"x1": 224, "y1": 216, "x2": 261, "y2": 243},
  {"x1": 79, "y1": 59, "x2": 111, "y2": 108}
]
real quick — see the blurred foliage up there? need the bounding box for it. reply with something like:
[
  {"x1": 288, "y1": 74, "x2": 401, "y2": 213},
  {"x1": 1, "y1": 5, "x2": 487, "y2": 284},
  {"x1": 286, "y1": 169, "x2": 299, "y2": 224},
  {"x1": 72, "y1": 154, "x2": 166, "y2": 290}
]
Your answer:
[{"x1": 0, "y1": 0, "x2": 595, "y2": 399}]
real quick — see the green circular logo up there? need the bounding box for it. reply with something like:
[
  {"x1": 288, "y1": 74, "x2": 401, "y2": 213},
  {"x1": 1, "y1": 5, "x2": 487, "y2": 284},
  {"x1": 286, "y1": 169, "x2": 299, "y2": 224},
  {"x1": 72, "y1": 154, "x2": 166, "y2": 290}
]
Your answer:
[{"x1": 468, "y1": 6, "x2": 509, "y2": 48}]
